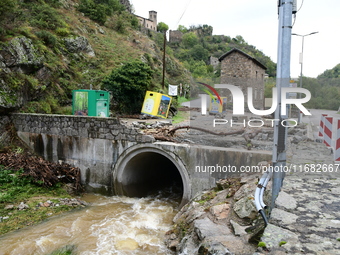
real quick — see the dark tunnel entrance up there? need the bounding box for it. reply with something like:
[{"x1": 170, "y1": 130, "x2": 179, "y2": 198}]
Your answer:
[{"x1": 113, "y1": 145, "x2": 191, "y2": 207}]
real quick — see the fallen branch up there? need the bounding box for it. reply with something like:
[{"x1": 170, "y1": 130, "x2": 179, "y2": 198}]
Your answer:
[
  {"x1": 168, "y1": 126, "x2": 245, "y2": 136},
  {"x1": 153, "y1": 135, "x2": 177, "y2": 143}
]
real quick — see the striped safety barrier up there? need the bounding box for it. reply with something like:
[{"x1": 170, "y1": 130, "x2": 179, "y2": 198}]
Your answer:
[
  {"x1": 318, "y1": 114, "x2": 328, "y2": 138},
  {"x1": 335, "y1": 119, "x2": 340, "y2": 162},
  {"x1": 323, "y1": 116, "x2": 333, "y2": 147}
]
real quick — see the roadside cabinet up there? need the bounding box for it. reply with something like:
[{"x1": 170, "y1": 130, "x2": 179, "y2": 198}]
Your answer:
[
  {"x1": 209, "y1": 96, "x2": 227, "y2": 114},
  {"x1": 72, "y1": 90, "x2": 110, "y2": 117},
  {"x1": 141, "y1": 91, "x2": 172, "y2": 119}
]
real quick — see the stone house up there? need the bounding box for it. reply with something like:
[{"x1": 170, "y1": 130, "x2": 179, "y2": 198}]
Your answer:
[
  {"x1": 219, "y1": 48, "x2": 267, "y2": 111},
  {"x1": 169, "y1": 30, "x2": 183, "y2": 43},
  {"x1": 135, "y1": 11, "x2": 157, "y2": 31}
]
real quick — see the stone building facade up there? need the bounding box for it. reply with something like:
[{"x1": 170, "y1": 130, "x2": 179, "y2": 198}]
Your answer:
[
  {"x1": 169, "y1": 30, "x2": 183, "y2": 43},
  {"x1": 135, "y1": 11, "x2": 157, "y2": 31},
  {"x1": 219, "y1": 48, "x2": 267, "y2": 111}
]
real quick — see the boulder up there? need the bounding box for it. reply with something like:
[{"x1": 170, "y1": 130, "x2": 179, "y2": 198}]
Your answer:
[
  {"x1": 63, "y1": 36, "x2": 95, "y2": 57},
  {"x1": 0, "y1": 37, "x2": 43, "y2": 71},
  {"x1": 233, "y1": 196, "x2": 257, "y2": 220}
]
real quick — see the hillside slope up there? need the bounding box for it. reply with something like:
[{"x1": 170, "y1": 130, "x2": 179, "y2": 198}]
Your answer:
[{"x1": 0, "y1": 0, "x2": 191, "y2": 115}]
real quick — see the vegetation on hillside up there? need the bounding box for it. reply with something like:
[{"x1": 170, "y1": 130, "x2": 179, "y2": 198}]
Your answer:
[
  {"x1": 300, "y1": 64, "x2": 340, "y2": 110},
  {"x1": 167, "y1": 25, "x2": 277, "y2": 81},
  {"x1": 6, "y1": 0, "x2": 338, "y2": 113},
  {"x1": 0, "y1": 0, "x2": 190, "y2": 115},
  {"x1": 102, "y1": 60, "x2": 154, "y2": 114}
]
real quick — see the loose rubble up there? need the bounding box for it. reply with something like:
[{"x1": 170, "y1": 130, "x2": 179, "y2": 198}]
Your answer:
[
  {"x1": 164, "y1": 174, "x2": 268, "y2": 255},
  {"x1": 165, "y1": 118, "x2": 339, "y2": 255}
]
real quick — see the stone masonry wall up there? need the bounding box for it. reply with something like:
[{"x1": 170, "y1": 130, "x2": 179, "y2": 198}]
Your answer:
[
  {"x1": 10, "y1": 113, "x2": 153, "y2": 143},
  {"x1": 220, "y1": 51, "x2": 265, "y2": 110}
]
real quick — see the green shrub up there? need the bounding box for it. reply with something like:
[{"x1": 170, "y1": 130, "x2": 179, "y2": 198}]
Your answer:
[
  {"x1": 77, "y1": 0, "x2": 108, "y2": 25},
  {"x1": 77, "y1": 0, "x2": 125, "y2": 25},
  {"x1": 55, "y1": 27, "x2": 70, "y2": 37},
  {"x1": 258, "y1": 242, "x2": 266, "y2": 248},
  {"x1": 30, "y1": 4, "x2": 66, "y2": 30},
  {"x1": 35, "y1": 30, "x2": 57, "y2": 47},
  {"x1": 21, "y1": 101, "x2": 52, "y2": 114},
  {"x1": 102, "y1": 60, "x2": 153, "y2": 114}
]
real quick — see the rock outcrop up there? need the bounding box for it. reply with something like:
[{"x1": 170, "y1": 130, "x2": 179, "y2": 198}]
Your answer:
[
  {"x1": 0, "y1": 36, "x2": 45, "y2": 113},
  {"x1": 165, "y1": 172, "x2": 270, "y2": 255},
  {"x1": 0, "y1": 34, "x2": 97, "y2": 114}
]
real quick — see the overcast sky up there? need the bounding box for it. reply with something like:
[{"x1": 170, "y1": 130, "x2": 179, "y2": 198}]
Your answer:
[{"x1": 130, "y1": 0, "x2": 339, "y2": 78}]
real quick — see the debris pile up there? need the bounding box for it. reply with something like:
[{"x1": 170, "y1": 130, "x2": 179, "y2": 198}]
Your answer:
[{"x1": 0, "y1": 152, "x2": 82, "y2": 192}]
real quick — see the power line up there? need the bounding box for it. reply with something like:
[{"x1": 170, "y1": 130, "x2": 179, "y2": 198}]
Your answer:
[
  {"x1": 176, "y1": 0, "x2": 192, "y2": 28},
  {"x1": 297, "y1": 0, "x2": 305, "y2": 13}
]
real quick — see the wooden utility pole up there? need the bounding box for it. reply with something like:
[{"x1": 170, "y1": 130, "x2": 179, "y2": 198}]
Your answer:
[{"x1": 162, "y1": 31, "x2": 166, "y2": 89}]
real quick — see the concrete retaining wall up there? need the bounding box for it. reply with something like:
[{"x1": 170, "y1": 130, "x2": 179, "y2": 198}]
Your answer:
[{"x1": 10, "y1": 113, "x2": 272, "y2": 205}]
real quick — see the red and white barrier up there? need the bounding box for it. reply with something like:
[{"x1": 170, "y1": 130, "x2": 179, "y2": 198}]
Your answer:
[
  {"x1": 318, "y1": 114, "x2": 328, "y2": 138},
  {"x1": 335, "y1": 120, "x2": 340, "y2": 162},
  {"x1": 323, "y1": 116, "x2": 333, "y2": 147}
]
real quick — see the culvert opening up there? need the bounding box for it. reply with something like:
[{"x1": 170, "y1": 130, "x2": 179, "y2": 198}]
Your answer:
[{"x1": 117, "y1": 151, "x2": 184, "y2": 203}]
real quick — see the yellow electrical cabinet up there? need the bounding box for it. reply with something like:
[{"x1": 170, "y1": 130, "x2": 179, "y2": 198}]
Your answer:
[
  {"x1": 141, "y1": 91, "x2": 172, "y2": 119},
  {"x1": 209, "y1": 96, "x2": 227, "y2": 114}
]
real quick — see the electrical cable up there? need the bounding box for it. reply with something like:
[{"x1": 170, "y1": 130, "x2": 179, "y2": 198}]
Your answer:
[
  {"x1": 176, "y1": 0, "x2": 192, "y2": 27},
  {"x1": 292, "y1": 0, "x2": 304, "y2": 27},
  {"x1": 254, "y1": 171, "x2": 272, "y2": 226},
  {"x1": 296, "y1": 0, "x2": 305, "y2": 13}
]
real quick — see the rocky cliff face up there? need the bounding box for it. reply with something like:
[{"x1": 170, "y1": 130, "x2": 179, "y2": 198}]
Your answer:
[{"x1": 0, "y1": 35, "x2": 95, "y2": 114}]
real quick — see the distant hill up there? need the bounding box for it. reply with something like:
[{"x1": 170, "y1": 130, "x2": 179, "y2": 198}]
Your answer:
[{"x1": 318, "y1": 63, "x2": 340, "y2": 79}]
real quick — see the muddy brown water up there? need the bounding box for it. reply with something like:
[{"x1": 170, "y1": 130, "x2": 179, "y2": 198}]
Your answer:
[{"x1": 0, "y1": 194, "x2": 178, "y2": 255}]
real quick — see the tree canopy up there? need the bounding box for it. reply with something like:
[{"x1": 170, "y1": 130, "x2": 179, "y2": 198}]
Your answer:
[{"x1": 102, "y1": 61, "x2": 153, "y2": 114}]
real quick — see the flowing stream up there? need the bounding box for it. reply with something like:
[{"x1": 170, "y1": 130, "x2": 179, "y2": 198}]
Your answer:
[{"x1": 0, "y1": 193, "x2": 179, "y2": 255}]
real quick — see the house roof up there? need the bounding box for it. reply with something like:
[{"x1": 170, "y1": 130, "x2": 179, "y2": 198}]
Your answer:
[{"x1": 218, "y1": 48, "x2": 267, "y2": 70}]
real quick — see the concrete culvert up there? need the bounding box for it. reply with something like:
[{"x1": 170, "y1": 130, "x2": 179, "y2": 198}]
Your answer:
[{"x1": 113, "y1": 144, "x2": 191, "y2": 207}]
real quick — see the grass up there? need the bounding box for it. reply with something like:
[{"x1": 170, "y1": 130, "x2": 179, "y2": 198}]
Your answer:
[
  {"x1": 279, "y1": 241, "x2": 287, "y2": 246},
  {"x1": 258, "y1": 242, "x2": 266, "y2": 248},
  {"x1": 172, "y1": 110, "x2": 189, "y2": 124},
  {"x1": 177, "y1": 96, "x2": 190, "y2": 106},
  {"x1": 0, "y1": 166, "x2": 79, "y2": 236}
]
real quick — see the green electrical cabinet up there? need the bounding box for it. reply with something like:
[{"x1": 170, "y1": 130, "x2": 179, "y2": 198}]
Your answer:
[{"x1": 72, "y1": 90, "x2": 110, "y2": 117}]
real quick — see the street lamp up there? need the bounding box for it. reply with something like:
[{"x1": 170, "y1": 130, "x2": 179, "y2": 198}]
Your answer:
[{"x1": 292, "y1": 31, "x2": 319, "y2": 123}]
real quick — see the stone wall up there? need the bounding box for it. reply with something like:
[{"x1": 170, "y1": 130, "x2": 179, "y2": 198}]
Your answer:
[
  {"x1": 169, "y1": 30, "x2": 183, "y2": 43},
  {"x1": 219, "y1": 49, "x2": 266, "y2": 110},
  {"x1": 0, "y1": 115, "x2": 11, "y2": 149},
  {"x1": 10, "y1": 113, "x2": 151, "y2": 142}
]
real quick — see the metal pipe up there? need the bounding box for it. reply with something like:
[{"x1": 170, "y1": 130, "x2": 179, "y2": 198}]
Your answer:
[{"x1": 254, "y1": 171, "x2": 272, "y2": 226}]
